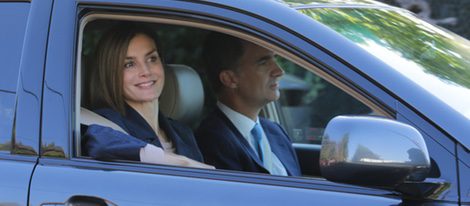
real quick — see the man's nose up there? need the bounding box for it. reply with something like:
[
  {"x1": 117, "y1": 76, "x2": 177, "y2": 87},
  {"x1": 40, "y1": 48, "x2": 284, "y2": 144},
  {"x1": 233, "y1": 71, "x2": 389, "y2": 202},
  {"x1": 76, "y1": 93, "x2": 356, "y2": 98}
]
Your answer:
[{"x1": 272, "y1": 63, "x2": 284, "y2": 77}]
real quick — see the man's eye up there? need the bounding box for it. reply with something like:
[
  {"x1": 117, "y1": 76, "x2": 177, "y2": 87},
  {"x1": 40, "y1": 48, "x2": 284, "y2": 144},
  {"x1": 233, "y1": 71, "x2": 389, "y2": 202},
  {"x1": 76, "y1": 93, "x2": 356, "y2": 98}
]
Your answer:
[
  {"x1": 258, "y1": 59, "x2": 268, "y2": 65},
  {"x1": 124, "y1": 62, "x2": 134, "y2": 68}
]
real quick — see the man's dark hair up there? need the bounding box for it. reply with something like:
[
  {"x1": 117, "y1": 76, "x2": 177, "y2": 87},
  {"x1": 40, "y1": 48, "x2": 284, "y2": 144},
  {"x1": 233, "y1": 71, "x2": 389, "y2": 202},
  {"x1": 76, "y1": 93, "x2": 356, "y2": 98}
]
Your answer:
[{"x1": 202, "y1": 32, "x2": 245, "y2": 94}]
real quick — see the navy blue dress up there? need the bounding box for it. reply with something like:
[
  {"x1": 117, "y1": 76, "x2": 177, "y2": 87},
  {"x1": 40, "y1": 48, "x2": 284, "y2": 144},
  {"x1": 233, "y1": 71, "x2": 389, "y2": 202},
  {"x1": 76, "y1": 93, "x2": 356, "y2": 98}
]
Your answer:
[{"x1": 82, "y1": 105, "x2": 203, "y2": 162}]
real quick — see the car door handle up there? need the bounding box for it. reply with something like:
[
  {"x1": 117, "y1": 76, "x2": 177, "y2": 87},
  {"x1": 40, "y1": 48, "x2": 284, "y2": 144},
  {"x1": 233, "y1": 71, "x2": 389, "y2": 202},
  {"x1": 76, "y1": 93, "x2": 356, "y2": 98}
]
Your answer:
[{"x1": 40, "y1": 195, "x2": 117, "y2": 206}]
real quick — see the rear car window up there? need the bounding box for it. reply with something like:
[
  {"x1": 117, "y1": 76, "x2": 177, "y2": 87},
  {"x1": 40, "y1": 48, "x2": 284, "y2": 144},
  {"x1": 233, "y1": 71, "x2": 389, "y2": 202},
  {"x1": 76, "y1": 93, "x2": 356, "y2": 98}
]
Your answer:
[{"x1": 0, "y1": 3, "x2": 30, "y2": 152}]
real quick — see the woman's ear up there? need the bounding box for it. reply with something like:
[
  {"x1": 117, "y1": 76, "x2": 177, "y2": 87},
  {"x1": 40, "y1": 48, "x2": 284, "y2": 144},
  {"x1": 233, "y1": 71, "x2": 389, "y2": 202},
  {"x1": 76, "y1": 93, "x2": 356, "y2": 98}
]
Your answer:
[{"x1": 219, "y1": 70, "x2": 238, "y2": 89}]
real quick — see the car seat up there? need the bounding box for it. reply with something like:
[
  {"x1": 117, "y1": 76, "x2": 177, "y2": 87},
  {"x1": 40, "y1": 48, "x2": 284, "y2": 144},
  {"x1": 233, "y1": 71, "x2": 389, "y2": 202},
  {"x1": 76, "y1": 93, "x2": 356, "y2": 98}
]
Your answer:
[{"x1": 159, "y1": 64, "x2": 204, "y2": 129}]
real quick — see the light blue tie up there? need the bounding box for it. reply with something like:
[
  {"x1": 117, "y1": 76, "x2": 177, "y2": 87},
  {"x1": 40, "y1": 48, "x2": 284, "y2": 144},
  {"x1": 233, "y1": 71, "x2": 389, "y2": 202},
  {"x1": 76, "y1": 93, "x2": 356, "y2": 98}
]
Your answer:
[{"x1": 251, "y1": 123, "x2": 264, "y2": 162}]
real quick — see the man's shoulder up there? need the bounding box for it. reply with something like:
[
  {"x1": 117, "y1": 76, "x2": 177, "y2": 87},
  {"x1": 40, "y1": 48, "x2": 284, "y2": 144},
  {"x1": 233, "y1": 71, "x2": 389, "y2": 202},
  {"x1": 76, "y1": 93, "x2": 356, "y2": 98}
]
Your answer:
[
  {"x1": 197, "y1": 110, "x2": 230, "y2": 133},
  {"x1": 196, "y1": 110, "x2": 240, "y2": 141},
  {"x1": 198, "y1": 107, "x2": 227, "y2": 126}
]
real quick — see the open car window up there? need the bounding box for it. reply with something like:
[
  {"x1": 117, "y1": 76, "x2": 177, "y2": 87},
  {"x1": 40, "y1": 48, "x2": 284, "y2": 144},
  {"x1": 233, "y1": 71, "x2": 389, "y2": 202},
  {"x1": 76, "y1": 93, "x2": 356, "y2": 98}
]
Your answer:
[
  {"x1": 77, "y1": 15, "x2": 389, "y2": 178},
  {"x1": 275, "y1": 57, "x2": 381, "y2": 145}
]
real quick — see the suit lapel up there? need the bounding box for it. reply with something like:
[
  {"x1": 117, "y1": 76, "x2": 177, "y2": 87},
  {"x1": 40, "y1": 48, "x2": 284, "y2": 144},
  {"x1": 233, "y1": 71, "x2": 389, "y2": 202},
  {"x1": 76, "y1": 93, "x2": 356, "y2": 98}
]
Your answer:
[
  {"x1": 159, "y1": 113, "x2": 190, "y2": 155},
  {"x1": 260, "y1": 119, "x2": 293, "y2": 175},
  {"x1": 215, "y1": 109, "x2": 266, "y2": 169},
  {"x1": 124, "y1": 105, "x2": 162, "y2": 148}
]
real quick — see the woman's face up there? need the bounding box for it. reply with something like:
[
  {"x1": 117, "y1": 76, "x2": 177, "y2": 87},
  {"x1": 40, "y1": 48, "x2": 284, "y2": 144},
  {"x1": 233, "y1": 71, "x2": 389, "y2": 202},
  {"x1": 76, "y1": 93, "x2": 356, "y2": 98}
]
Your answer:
[{"x1": 122, "y1": 33, "x2": 164, "y2": 104}]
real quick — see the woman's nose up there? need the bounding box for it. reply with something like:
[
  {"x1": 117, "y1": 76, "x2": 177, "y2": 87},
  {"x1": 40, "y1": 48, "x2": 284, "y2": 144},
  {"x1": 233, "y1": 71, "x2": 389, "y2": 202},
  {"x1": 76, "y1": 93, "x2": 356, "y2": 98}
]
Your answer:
[{"x1": 139, "y1": 63, "x2": 151, "y2": 76}]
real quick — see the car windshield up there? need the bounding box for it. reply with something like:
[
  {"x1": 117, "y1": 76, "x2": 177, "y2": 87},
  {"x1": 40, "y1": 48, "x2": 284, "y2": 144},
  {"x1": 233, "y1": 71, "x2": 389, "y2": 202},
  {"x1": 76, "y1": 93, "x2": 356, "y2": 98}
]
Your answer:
[{"x1": 299, "y1": 7, "x2": 470, "y2": 119}]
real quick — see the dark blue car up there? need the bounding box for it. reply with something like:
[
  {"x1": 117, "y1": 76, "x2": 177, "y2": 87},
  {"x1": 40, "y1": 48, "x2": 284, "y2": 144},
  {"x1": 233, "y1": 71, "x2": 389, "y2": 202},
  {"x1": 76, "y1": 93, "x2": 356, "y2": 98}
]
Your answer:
[{"x1": 1, "y1": 0, "x2": 469, "y2": 205}]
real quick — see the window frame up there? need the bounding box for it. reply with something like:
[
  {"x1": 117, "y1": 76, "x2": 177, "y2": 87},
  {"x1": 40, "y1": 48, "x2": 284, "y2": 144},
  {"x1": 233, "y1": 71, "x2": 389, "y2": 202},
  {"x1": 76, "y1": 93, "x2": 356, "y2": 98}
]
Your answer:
[
  {"x1": 72, "y1": 3, "x2": 399, "y2": 197},
  {"x1": 77, "y1": 11, "x2": 392, "y2": 153}
]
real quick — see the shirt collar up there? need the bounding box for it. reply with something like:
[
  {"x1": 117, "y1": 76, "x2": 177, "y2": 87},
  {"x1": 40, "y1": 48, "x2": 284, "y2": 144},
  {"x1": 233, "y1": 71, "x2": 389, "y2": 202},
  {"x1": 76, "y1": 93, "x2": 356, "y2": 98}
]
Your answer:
[{"x1": 217, "y1": 101, "x2": 259, "y2": 138}]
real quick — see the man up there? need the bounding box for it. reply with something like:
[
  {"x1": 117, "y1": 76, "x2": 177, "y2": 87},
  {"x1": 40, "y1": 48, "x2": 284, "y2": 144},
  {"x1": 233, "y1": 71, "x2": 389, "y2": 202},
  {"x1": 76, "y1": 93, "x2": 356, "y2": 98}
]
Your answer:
[{"x1": 195, "y1": 32, "x2": 301, "y2": 176}]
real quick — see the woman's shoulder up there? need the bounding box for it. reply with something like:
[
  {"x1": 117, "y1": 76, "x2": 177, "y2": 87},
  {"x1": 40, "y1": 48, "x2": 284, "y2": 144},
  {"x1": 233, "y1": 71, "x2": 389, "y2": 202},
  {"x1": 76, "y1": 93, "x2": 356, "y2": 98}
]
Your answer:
[
  {"x1": 94, "y1": 107, "x2": 121, "y2": 118},
  {"x1": 92, "y1": 107, "x2": 128, "y2": 129}
]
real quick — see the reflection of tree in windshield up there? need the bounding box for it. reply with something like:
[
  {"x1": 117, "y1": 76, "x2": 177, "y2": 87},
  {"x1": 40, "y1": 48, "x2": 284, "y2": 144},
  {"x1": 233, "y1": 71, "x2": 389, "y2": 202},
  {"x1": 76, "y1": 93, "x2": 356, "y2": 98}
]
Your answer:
[
  {"x1": 284, "y1": 0, "x2": 385, "y2": 6},
  {"x1": 300, "y1": 8, "x2": 470, "y2": 89}
]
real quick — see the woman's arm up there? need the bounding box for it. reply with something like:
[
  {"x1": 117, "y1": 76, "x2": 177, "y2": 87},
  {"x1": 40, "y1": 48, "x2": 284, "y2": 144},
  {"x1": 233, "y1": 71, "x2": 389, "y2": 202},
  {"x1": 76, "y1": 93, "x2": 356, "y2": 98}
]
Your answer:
[
  {"x1": 83, "y1": 124, "x2": 146, "y2": 161},
  {"x1": 84, "y1": 124, "x2": 214, "y2": 169},
  {"x1": 140, "y1": 144, "x2": 215, "y2": 169}
]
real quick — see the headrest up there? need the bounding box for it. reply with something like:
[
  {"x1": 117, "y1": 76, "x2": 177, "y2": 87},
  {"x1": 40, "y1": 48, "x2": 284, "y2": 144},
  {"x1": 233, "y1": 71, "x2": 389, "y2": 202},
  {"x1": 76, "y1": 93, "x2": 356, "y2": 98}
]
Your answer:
[{"x1": 160, "y1": 64, "x2": 204, "y2": 128}]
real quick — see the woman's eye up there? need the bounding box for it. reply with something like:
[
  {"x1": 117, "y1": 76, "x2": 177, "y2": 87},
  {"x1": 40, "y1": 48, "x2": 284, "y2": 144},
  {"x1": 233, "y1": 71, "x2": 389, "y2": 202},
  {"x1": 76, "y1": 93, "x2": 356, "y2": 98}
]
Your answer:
[
  {"x1": 124, "y1": 61, "x2": 134, "y2": 69},
  {"x1": 148, "y1": 55, "x2": 159, "y2": 63}
]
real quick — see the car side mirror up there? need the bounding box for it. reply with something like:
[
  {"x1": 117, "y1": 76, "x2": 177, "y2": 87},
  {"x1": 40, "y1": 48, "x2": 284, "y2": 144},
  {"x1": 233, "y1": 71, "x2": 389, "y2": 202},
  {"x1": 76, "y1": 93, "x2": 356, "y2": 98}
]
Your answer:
[{"x1": 320, "y1": 115, "x2": 430, "y2": 188}]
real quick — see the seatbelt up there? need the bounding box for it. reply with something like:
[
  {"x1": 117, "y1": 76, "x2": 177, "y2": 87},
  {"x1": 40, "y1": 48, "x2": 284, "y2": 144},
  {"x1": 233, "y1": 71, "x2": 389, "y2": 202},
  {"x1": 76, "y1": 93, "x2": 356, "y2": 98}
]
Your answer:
[{"x1": 80, "y1": 107, "x2": 128, "y2": 134}]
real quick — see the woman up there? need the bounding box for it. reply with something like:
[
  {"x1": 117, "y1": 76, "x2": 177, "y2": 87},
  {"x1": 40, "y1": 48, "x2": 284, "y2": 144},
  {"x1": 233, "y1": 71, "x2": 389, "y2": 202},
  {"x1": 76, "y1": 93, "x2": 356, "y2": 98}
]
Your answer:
[{"x1": 83, "y1": 23, "x2": 212, "y2": 169}]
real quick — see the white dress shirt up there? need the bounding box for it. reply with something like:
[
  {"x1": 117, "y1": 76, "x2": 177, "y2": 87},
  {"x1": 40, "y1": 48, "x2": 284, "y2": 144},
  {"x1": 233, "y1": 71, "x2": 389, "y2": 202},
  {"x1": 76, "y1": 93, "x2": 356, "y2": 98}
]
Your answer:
[{"x1": 217, "y1": 101, "x2": 288, "y2": 176}]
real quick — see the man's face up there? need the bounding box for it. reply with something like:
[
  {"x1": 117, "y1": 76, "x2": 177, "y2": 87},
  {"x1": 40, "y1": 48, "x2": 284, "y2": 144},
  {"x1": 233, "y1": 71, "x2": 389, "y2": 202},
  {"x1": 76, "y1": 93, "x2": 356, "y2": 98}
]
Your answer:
[{"x1": 233, "y1": 42, "x2": 284, "y2": 108}]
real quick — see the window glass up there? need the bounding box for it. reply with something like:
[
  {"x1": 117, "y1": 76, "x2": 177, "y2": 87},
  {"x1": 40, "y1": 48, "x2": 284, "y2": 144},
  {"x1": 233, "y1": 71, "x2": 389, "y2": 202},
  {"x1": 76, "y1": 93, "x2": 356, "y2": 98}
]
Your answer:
[
  {"x1": 0, "y1": 3, "x2": 30, "y2": 152},
  {"x1": 276, "y1": 57, "x2": 375, "y2": 145},
  {"x1": 0, "y1": 94, "x2": 16, "y2": 152},
  {"x1": 79, "y1": 16, "x2": 380, "y2": 178},
  {"x1": 301, "y1": 7, "x2": 470, "y2": 120}
]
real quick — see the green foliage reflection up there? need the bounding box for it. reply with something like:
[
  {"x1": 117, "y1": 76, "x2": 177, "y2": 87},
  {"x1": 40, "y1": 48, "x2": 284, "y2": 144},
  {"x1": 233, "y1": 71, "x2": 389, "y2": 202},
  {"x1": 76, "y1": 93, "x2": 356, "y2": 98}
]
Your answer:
[
  {"x1": 284, "y1": 0, "x2": 385, "y2": 5},
  {"x1": 300, "y1": 8, "x2": 470, "y2": 88}
]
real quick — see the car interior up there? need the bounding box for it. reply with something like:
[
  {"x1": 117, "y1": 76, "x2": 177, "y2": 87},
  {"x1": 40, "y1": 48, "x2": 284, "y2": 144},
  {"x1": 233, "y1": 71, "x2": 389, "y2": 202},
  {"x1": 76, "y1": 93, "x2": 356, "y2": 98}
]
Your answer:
[{"x1": 77, "y1": 17, "x2": 385, "y2": 178}]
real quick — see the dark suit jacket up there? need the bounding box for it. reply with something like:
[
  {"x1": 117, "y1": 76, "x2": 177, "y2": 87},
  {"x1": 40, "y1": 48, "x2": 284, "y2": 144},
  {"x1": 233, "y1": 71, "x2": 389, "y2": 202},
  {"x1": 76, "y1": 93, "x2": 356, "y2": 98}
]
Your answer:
[
  {"x1": 195, "y1": 108, "x2": 301, "y2": 176},
  {"x1": 82, "y1": 105, "x2": 203, "y2": 162}
]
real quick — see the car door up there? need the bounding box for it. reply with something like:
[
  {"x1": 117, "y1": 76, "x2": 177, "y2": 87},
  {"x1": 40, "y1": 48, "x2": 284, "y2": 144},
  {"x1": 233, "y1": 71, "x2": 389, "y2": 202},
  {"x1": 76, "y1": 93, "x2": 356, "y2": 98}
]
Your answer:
[
  {"x1": 275, "y1": 5, "x2": 463, "y2": 204},
  {"x1": 0, "y1": 2, "x2": 32, "y2": 205},
  {"x1": 28, "y1": 0, "x2": 434, "y2": 205},
  {"x1": 0, "y1": 1, "x2": 51, "y2": 205}
]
